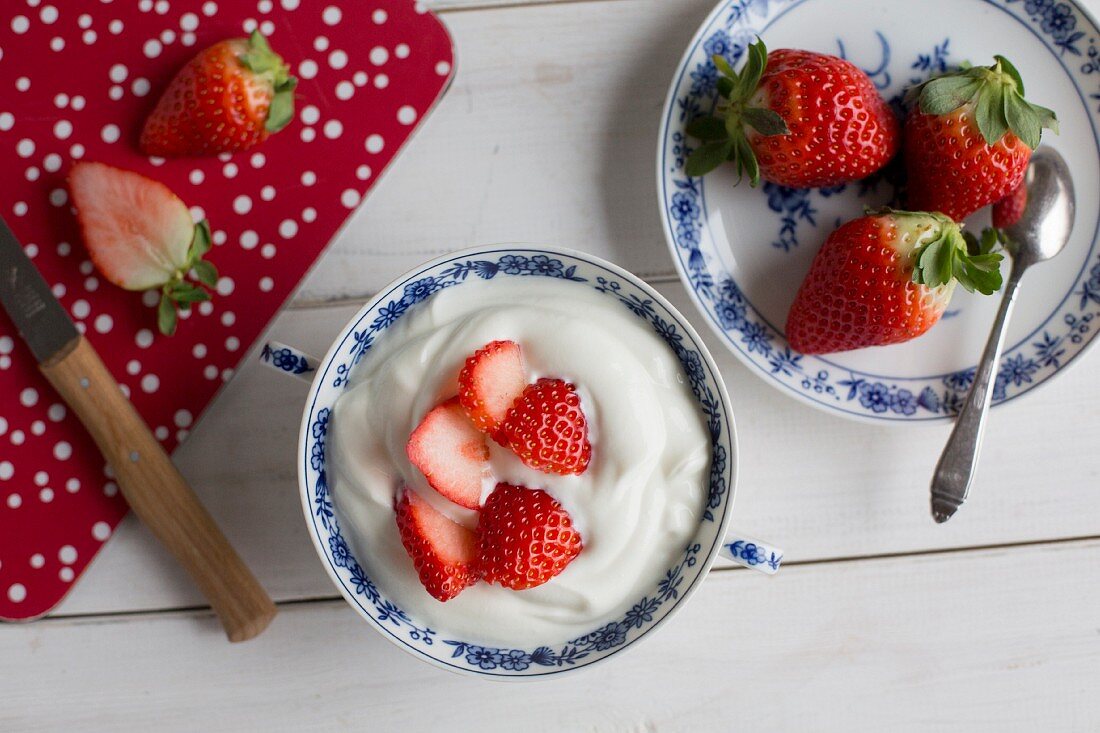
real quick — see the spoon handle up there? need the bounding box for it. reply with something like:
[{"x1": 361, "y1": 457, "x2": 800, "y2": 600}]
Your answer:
[{"x1": 930, "y1": 268, "x2": 1025, "y2": 522}]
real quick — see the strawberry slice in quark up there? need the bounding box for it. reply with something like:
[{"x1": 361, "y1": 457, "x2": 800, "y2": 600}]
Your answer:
[
  {"x1": 395, "y1": 488, "x2": 480, "y2": 602},
  {"x1": 406, "y1": 398, "x2": 491, "y2": 510},
  {"x1": 457, "y1": 340, "x2": 527, "y2": 439},
  {"x1": 497, "y1": 378, "x2": 592, "y2": 475}
]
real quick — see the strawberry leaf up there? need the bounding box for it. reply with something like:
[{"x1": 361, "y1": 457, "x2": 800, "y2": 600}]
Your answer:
[
  {"x1": 735, "y1": 38, "x2": 767, "y2": 101},
  {"x1": 994, "y1": 54, "x2": 1025, "y2": 95},
  {"x1": 157, "y1": 294, "x2": 178, "y2": 336},
  {"x1": 918, "y1": 76, "x2": 981, "y2": 116},
  {"x1": 686, "y1": 116, "x2": 729, "y2": 142},
  {"x1": 712, "y1": 54, "x2": 737, "y2": 80},
  {"x1": 1004, "y1": 90, "x2": 1041, "y2": 150},
  {"x1": 685, "y1": 139, "x2": 735, "y2": 177},
  {"x1": 734, "y1": 135, "x2": 760, "y2": 187},
  {"x1": 192, "y1": 259, "x2": 219, "y2": 288},
  {"x1": 974, "y1": 81, "x2": 1008, "y2": 146},
  {"x1": 742, "y1": 107, "x2": 789, "y2": 136},
  {"x1": 188, "y1": 219, "x2": 212, "y2": 262},
  {"x1": 716, "y1": 77, "x2": 735, "y2": 99}
]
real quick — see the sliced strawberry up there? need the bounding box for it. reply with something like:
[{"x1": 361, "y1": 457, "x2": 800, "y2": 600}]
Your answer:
[
  {"x1": 477, "y1": 483, "x2": 583, "y2": 590},
  {"x1": 458, "y1": 340, "x2": 527, "y2": 437},
  {"x1": 498, "y1": 378, "x2": 592, "y2": 475},
  {"x1": 395, "y1": 488, "x2": 479, "y2": 602},
  {"x1": 69, "y1": 162, "x2": 218, "y2": 336},
  {"x1": 406, "y1": 398, "x2": 490, "y2": 509}
]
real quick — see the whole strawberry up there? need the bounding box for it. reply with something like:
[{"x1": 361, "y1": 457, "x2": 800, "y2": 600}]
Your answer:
[
  {"x1": 992, "y1": 181, "x2": 1028, "y2": 229},
  {"x1": 904, "y1": 55, "x2": 1057, "y2": 221},
  {"x1": 685, "y1": 39, "x2": 898, "y2": 187},
  {"x1": 786, "y1": 210, "x2": 1003, "y2": 354},
  {"x1": 477, "y1": 483, "x2": 582, "y2": 591},
  {"x1": 140, "y1": 31, "x2": 296, "y2": 157},
  {"x1": 498, "y1": 378, "x2": 592, "y2": 475}
]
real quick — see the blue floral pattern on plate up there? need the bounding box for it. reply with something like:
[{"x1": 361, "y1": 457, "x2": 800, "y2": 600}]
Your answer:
[
  {"x1": 300, "y1": 248, "x2": 736, "y2": 676},
  {"x1": 659, "y1": 0, "x2": 1100, "y2": 421}
]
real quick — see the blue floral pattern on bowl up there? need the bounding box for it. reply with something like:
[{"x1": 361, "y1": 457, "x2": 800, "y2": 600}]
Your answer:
[
  {"x1": 299, "y1": 247, "x2": 737, "y2": 677},
  {"x1": 658, "y1": 0, "x2": 1100, "y2": 422}
]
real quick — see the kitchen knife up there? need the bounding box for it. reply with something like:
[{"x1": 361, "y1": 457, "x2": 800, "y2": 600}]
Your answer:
[{"x1": 0, "y1": 215, "x2": 276, "y2": 641}]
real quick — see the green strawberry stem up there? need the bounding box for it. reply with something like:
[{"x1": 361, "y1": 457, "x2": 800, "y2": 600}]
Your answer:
[
  {"x1": 684, "y1": 38, "x2": 789, "y2": 184},
  {"x1": 240, "y1": 30, "x2": 297, "y2": 133},
  {"x1": 912, "y1": 55, "x2": 1058, "y2": 149},
  {"x1": 157, "y1": 220, "x2": 219, "y2": 336},
  {"x1": 876, "y1": 209, "x2": 1005, "y2": 295}
]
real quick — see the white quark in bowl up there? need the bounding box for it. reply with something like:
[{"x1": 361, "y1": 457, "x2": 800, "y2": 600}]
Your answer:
[{"x1": 328, "y1": 277, "x2": 710, "y2": 647}]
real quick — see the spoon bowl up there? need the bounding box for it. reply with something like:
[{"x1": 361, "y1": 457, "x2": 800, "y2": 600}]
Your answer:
[{"x1": 1004, "y1": 147, "x2": 1076, "y2": 266}]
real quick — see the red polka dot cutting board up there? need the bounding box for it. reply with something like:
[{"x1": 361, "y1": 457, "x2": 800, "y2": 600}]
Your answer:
[{"x1": 0, "y1": 0, "x2": 454, "y2": 619}]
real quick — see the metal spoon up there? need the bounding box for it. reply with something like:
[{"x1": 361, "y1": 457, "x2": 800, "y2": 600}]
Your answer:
[{"x1": 930, "y1": 146, "x2": 1076, "y2": 523}]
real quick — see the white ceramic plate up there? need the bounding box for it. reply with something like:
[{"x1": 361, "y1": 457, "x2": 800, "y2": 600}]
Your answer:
[{"x1": 658, "y1": 0, "x2": 1100, "y2": 422}]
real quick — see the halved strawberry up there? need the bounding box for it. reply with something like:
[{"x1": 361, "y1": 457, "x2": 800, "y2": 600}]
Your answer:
[
  {"x1": 68, "y1": 162, "x2": 218, "y2": 337},
  {"x1": 476, "y1": 483, "x2": 583, "y2": 590},
  {"x1": 498, "y1": 378, "x2": 592, "y2": 475},
  {"x1": 395, "y1": 488, "x2": 479, "y2": 602},
  {"x1": 458, "y1": 340, "x2": 527, "y2": 437},
  {"x1": 406, "y1": 398, "x2": 490, "y2": 509}
]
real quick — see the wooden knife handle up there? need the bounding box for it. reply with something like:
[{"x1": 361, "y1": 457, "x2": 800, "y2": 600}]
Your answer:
[{"x1": 40, "y1": 336, "x2": 277, "y2": 642}]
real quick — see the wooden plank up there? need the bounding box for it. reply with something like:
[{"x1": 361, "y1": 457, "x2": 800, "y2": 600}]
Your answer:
[
  {"x1": 293, "y1": 0, "x2": 718, "y2": 303},
  {"x1": 6, "y1": 540, "x2": 1100, "y2": 731},
  {"x1": 50, "y1": 283, "x2": 1100, "y2": 616}
]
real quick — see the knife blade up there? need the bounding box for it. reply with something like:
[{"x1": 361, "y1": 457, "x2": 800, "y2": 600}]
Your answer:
[
  {"x1": 0, "y1": 216, "x2": 79, "y2": 364},
  {"x1": 0, "y1": 215, "x2": 276, "y2": 641}
]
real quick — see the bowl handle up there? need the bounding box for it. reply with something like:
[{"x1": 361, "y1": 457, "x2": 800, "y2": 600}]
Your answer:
[
  {"x1": 720, "y1": 531, "x2": 783, "y2": 575},
  {"x1": 258, "y1": 341, "x2": 319, "y2": 384}
]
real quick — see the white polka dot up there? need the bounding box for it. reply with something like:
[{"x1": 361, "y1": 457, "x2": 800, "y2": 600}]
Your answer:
[
  {"x1": 30, "y1": 553, "x2": 45, "y2": 568},
  {"x1": 59, "y1": 567, "x2": 74, "y2": 582},
  {"x1": 59, "y1": 545, "x2": 77, "y2": 564},
  {"x1": 155, "y1": 0, "x2": 169, "y2": 14},
  {"x1": 353, "y1": 71, "x2": 368, "y2": 87},
  {"x1": 161, "y1": 29, "x2": 176, "y2": 44},
  {"x1": 142, "y1": 290, "x2": 159, "y2": 307},
  {"x1": 373, "y1": 74, "x2": 389, "y2": 89},
  {"x1": 182, "y1": 32, "x2": 196, "y2": 46},
  {"x1": 93, "y1": 521, "x2": 111, "y2": 541},
  {"x1": 301, "y1": 206, "x2": 317, "y2": 222},
  {"x1": 261, "y1": 243, "x2": 276, "y2": 258},
  {"x1": 0, "y1": 337, "x2": 10, "y2": 354},
  {"x1": 329, "y1": 49, "x2": 348, "y2": 69},
  {"x1": 51, "y1": 283, "x2": 66, "y2": 297},
  {"x1": 54, "y1": 119, "x2": 73, "y2": 139},
  {"x1": 50, "y1": 36, "x2": 65, "y2": 52},
  {"x1": 397, "y1": 106, "x2": 417, "y2": 125},
  {"x1": 279, "y1": 219, "x2": 298, "y2": 238},
  {"x1": 323, "y1": 119, "x2": 342, "y2": 138},
  {"x1": 216, "y1": 277, "x2": 235, "y2": 296},
  {"x1": 79, "y1": 13, "x2": 92, "y2": 28},
  {"x1": 282, "y1": 0, "x2": 300, "y2": 8},
  {"x1": 436, "y1": 60, "x2": 451, "y2": 76},
  {"x1": 370, "y1": 46, "x2": 388, "y2": 65},
  {"x1": 40, "y1": 5, "x2": 58, "y2": 23},
  {"x1": 109, "y1": 63, "x2": 128, "y2": 83},
  {"x1": 54, "y1": 441, "x2": 72, "y2": 460},
  {"x1": 83, "y1": 29, "x2": 97, "y2": 44},
  {"x1": 223, "y1": 162, "x2": 238, "y2": 178},
  {"x1": 50, "y1": 188, "x2": 67, "y2": 207},
  {"x1": 139, "y1": 0, "x2": 153, "y2": 11},
  {"x1": 260, "y1": 185, "x2": 276, "y2": 201},
  {"x1": 25, "y1": 167, "x2": 39, "y2": 182},
  {"x1": 0, "y1": 462, "x2": 12, "y2": 480},
  {"x1": 233, "y1": 195, "x2": 252, "y2": 215},
  {"x1": 108, "y1": 85, "x2": 124, "y2": 101},
  {"x1": 250, "y1": 152, "x2": 266, "y2": 168},
  {"x1": 16, "y1": 138, "x2": 35, "y2": 157},
  {"x1": 69, "y1": 95, "x2": 84, "y2": 110},
  {"x1": 103, "y1": 481, "x2": 118, "y2": 497},
  {"x1": 301, "y1": 170, "x2": 316, "y2": 186},
  {"x1": 365, "y1": 134, "x2": 384, "y2": 154},
  {"x1": 203, "y1": 364, "x2": 218, "y2": 380},
  {"x1": 20, "y1": 387, "x2": 38, "y2": 407},
  {"x1": 243, "y1": 18, "x2": 258, "y2": 32},
  {"x1": 39, "y1": 487, "x2": 53, "y2": 502},
  {"x1": 72, "y1": 299, "x2": 90, "y2": 319},
  {"x1": 237, "y1": 231, "x2": 259, "y2": 252},
  {"x1": 48, "y1": 404, "x2": 66, "y2": 421},
  {"x1": 335, "y1": 81, "x2": 354, "y2": 100},
  {"x1": 197, "y1": 300, "x2": 213, "y2": 315},
  {"x1": 180, "y1": 12, "x2": 198, "y2": 31},
  {"x1": 34, "y1": 472, "x2": 48, "y2": 487},
  {"x1": 141, "y1": 374, "x2": 160, "y2": 393},
  {"x1": 395, "y1": 43, "x2": 410, "y2": 59},
  {"x1": 192, "y1": 343, "x2": 207, "y2": 359},
  {"x1": 0, "y1": 112, "x2": 13, "y2": 131},
  {"x1": 372, "y1": 9, "x2": 387, "y2": 23},
  {"x1": 322, "y1": 5, "x2": 341, "y2": 24},
  {"x1": 66, "y1": 478, "x2": 80, "y2": 493},
  {"x1": 136, "y1": 329, "x2": 154, "y2": 348},
  {"x1": 189, "y1": 169, "x2": 204, "y2": 185},
  {"x1": 4, "y1": 493, "x2": 17, "y2": 508},
  {"x1": 109, "y1": 19, "x2": 123, "y2": 34},
  {"x1": 31, "y1": 421, "x2": 45, "y2": 436},
  {"x1": 11, "y1": 16, "x2": 30, "y2": 34},
  {"x1": 202, "y1": 1, "x2": 218, "y2": 16},
  {"x1": 124, "y1": 360, "x2": 140, "y2": 376},
  {"x1": 155, "y1": 426, "x2": 169, "y2": 440},
  {"x1": 11, "y1": 429, "x2": 25, "y2": 446},
  {"x1": 258, "y1": 0, "x2": 273, "y2": 12},
  {"x1": 93, "y1": 313, "x2": 113, "y2": 334},
  {"x1": 259, "y1": 277, "x2": 274, "y2": 292},
  {"x1": 300, "y1": 127, "x2": 316, "y2": 142},
  {"x1": 70, "y1": 143, "x2": 84, "y2": 158},
  {"x1": 101, "y1": 124, "x2": 121, "y2": 143},
  {"x1": 299, "y1": 59, "x2": 318, "y2": 79},
  {"x1": 13, "y1": 202, "x2": 27, "y2": 216},
  {"x1": 300, "y1": 105, "x2": 320, "y2": 125},
  {"x1": 173, "y1": 409, "x2": 193, "y2": 428},
  {"x1": 54, "y1": 93, "x2": 69, "y2": 108},
  {"x1": 7, "y1": 584, "x2": 26, "y2": 603},
  {"x1": 341, "y1": 189, "x2": 361, "y2": 208},
  {"x1": 144, "y1": 39, "x2": 162, "y2": 58},
  {"x1": 132, "y1": 78, "x2": 151, "y2": 96},
  {"x1": 313, "y1": 35, "x2": 329, "y2": 52},
  {"x1": 43, "y1": 153, "x2": 62, "y2": 172},
  {"x1": 0, "y1": 417, "x2": 5, "y2": 435},
  {"x1": 177, "y1": 428, "x2": 190, "y2": 442},
  {"x1": 15, "y1": 77, "x2": 31, "y2": 92}
]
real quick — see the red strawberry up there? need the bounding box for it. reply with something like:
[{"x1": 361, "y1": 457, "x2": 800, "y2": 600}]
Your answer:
[
  {"x1": 140, "y1": 31, "x2": 296, "y2": 157},
  {"x1": 786, "y1": 210, "x2": 1004, "y2": 354},
  {"x1": 406, "y1": 398, "x2": 490, "y2": 510},
  {"x1": 68, "y1": 162, "x2": 218, "y2": 337},
  {"x1": 476, "y1": 483, "x2": 582, "y2": 590},
  {"x1": 498, "y1": 378, "x2": 592, "y2": 475},
  {"x1": 992, "y1": 181, "x2": 1028, "y2": 229},
  {"x1": 395, "y1": 488, "x2": 479, "y2": 602},
  {"x1": 685, "y1": 39, "x2": 898, "y2": 188},
  {"x1": 458, "y1": 340, "x2": 527, "y2": 437},
  {"x1": 904, "y1": 55, "x2": 1057, "y2": 221}
]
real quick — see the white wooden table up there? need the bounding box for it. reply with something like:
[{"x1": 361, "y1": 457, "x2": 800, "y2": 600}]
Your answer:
[{"x1": 5, "y1": 0, "x2": 1100, "y2": 729}]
